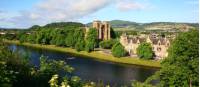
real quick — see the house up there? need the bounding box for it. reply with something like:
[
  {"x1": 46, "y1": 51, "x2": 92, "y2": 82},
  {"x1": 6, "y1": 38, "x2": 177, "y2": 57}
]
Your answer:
[{"x1": 120, "y1": 33, "x2": 172, "y2": 60}]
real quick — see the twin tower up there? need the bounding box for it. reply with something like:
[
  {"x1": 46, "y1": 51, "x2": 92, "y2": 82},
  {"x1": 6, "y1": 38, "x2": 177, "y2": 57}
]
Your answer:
[{"x1": 92, "y1": 20, "x2": 111, "y2": 40}]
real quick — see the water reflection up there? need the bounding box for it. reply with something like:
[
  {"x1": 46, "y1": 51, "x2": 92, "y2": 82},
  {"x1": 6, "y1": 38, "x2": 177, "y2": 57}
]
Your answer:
[{"x1": 8, "y1": 44, "x2": 158, "y2": 86}]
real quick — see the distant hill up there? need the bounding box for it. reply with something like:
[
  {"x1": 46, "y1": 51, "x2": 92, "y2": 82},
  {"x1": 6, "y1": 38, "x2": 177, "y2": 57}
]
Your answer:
[
  {"x1": 42, "y1": 22, "x2": 84, "y2": 29},
  {"x1": 109, "y1": 20, "x2": 139, "y2": 28},
  {"x1": 27, "y1": 22, "x2": 85, "y2": 31},
  {"x1": 87, "y1": 20, "x2": 139, "y2": 28},
  {"x1": 1, "y1": 20, "x2": 198, "y2": 32},
  {"x1": 0, "y1": 22, "x2": 85, "y2": 33},
  {"x1": 87, "y1": 20, "x2": 198, "y2": 31}
]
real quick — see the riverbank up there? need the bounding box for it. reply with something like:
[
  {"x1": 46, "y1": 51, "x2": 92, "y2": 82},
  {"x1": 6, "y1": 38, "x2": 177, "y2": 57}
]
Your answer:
[{"x1": 4, "y1": 40, "x2": 161, "y2": 68}]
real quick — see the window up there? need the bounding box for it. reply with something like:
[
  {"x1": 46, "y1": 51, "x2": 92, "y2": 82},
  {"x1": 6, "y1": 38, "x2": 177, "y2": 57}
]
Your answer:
[
  {"x1": 157, "y1": 47, "x2": 161, "y2": 52},
  {"x1": 167, "y1": 43, "x2": 169, "y2": 46}
]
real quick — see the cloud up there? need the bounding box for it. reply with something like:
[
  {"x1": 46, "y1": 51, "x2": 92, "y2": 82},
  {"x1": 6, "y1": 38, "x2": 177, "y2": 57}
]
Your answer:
[
  {"x1": 0, "y1": 10, "x2": 7, "y2": 15},
  {"x1": 1, "y1": 0, "x2": 147, "y2": 28},
  {"x1": 5, "y1": 0, "x2": 114, "y2": 28},
  {"x1": 116, "y1": 0, "x2": 146, "y2": 11}
]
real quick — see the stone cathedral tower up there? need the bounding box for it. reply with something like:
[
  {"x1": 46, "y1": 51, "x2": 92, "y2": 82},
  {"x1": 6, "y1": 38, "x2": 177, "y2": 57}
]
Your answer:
[{"x1": 92, "y1": 20, "x2": 111, "y2": 40}]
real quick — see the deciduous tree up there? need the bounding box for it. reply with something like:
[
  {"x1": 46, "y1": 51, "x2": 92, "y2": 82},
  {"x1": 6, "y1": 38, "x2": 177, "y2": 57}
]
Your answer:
[
  {"x1": 136, "y1": 43, "x2": 153, "y2": 60},
  {"x1": 85, "y1": 28, "x2": 98, "y2": 52},
  {"x1": 111, "y1": 42, "x2": 127, "y2": 57}
]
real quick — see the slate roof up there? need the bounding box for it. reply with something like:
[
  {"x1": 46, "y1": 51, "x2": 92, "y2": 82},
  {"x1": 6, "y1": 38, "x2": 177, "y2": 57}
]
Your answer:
[{"x1": 121, "y1": 34, "x2": 172, "y2": 45}]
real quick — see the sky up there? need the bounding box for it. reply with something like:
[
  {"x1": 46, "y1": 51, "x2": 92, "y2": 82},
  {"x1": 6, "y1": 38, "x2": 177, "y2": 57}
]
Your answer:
[{"x1": 0, "y1": 0, "x2": 199, "y2": 28}]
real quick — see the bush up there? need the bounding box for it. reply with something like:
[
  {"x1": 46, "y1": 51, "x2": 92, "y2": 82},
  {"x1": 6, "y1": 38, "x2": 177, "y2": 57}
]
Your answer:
[
  {"x1": 111, "y1": 42, "x2": 127, "y2": 57},
  {"x1": 136, "y1": 42, "x2": 153, "y2": 60},
  {"x1": 99, "y1": 39, "x2": 116, "y2": 49},
  {"x1": 75, "y1": 40, "x2": 85, "y2": 52},
  {"x1": 85, "y1": 42, "x2": 95, "y2": 52}
]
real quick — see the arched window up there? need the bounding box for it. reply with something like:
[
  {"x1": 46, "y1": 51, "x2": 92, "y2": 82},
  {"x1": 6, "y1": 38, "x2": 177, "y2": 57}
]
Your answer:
[
  {"x1": 157, "y1": 47, "x2": 161, "y2": 52},
  {"x1": 167, "y1": 43, "x2": 170, "y2": 46}
]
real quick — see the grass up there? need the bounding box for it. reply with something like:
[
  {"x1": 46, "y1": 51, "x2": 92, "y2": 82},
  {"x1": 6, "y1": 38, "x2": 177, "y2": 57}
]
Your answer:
[{"x1": 4, "y1": 40, "x2": 161, "y2": 68}]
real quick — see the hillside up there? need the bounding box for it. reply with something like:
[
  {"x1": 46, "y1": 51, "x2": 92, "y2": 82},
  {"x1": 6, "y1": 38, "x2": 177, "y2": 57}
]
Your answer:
[
  {"x1": 1, "y1": 21, "x2": 198, "y2": 32},
  {"x1": 87, "y1": 20, "x2": 198, "y2": 31}
]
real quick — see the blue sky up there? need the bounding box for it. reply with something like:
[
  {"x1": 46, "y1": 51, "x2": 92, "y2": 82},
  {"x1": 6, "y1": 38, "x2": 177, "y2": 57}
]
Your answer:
[{"x1": 0, "y1": 0, "x2": 198, "y2": 28}]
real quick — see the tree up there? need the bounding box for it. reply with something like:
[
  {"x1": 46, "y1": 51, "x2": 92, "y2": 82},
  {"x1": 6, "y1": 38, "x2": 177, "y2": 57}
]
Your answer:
[
  {"x1": 85, "y1": 28, "x2": 98, "y2": 52},
  {"x1": 144, "y1": 30, "x2": 199, "y2": 87},
  {"x1": 99, "y1": 39, "x2": 116, "y2": 49},
  {"x1": 74, "y1": 29, "x2": 85, "y2": 50},
  {"x1": 75, "y1": 40, "x2": 85, "y2": 52},
  {"x1": 54, "y1": 34, "x2": 65, "y2": 46},
  {"x1": 111, "y1": 42, "x2": 127, "y2": 57},
  {"x1": 19, "y1": 34, "x2": 27, "y2": 43},
  {"x1": 110, "y1": 27, "x2": 117, "y2": 39},
  {"x1": 65, "y1": 31, "x2": 75, "y2": 47},
  {"x1": 156, "y1": 29, "x2": 199, "y2": 87},
  {"x1": 136, "y1": 43, "x2": 153, "y2": 60},
  {"x1": 27, "y1": 33, "x2": 37, "y2": 44},
  {"x1": 18, "y1": 31, "x2": 27, "y2": 43}
]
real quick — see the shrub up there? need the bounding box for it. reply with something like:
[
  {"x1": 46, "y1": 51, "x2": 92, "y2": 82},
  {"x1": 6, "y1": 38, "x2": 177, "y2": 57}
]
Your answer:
[
  {"x1": 99, "y1": 39, "x2": 117, "y2": 49},
  {"x1": 111, "y1": 42, "x2": 127, "y2": 57},
  {"x1": 75, "y1": 40, "x2": 85, "y2": 51},
  {"x1": 136, "y1": 42, "x2": 153, "y2": 60}
]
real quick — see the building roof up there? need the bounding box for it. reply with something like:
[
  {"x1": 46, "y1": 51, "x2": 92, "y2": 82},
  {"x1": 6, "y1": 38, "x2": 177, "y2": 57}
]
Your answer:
[{"x1": 120, "y1": 33, "x2": 172, "y2": 45}]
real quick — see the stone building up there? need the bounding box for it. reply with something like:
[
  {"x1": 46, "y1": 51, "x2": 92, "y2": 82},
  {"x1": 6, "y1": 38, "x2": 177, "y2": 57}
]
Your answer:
[
  {"x1": 120, "y1": 33, "x2": 171, "y2": 60},
  {"x1": 92, "y1": 20, "x2": 111, "y2": 40}
]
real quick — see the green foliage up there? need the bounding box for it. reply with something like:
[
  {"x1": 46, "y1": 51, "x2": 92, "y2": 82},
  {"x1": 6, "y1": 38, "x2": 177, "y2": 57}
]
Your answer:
[
  {"x1": 49, "y1": 74, "x2": 85, "y2": 87},
  {"x1": 99, "y1": 39, "x2": 117, "y2": 49},
  {"x1": 2, "y1": 33, "x2": 17, "y2": 40},
  {"x1": 0, "y1": 43, "x2": 32, "y2": 87},
  {"x1": 75, "y1": 40, "x2": 85, "y2": 51},
  {"x1": 29, "y1": 25, "x2": 41, "y2": 30},
  {"x1": 27, "y1": 33, "x2": 37, "y2": 44},
  {"x1": 39, "y1": 55, "x2": 74, "y2": 74},
  {"x1": 55, "y1": 34, "x2": 65, "y2": 46},
  {"x1": 85, "y1": 28, "x2": 98, "y2": 52},
  {"x1": 65, "y1": 30, "x2": 75, "y2": 47},
  {"x1": 85, "y1": 41, "x2": 95, "y2": 52},
  {"x1": 43, "y1": 22, "x2": 84, "y2": 29},
  {"x1": 50, "y1": 29, "x2": 66, "y2": 46},
  {"x1": 156, "y1": 29, "x2": 199, "y2": 87},
  {"x1": 49, "y1": 74, "x2": 59, "y2": 87},
  {"x1": 18, "y1": 31, "x2": 28, "y2": 43},
  {"x1": 1, "y1": 35, "x2": 131, "y2": 87},
  {"x1": 0, "y1": 42, "x2": 78, "y2": 87},
  {"x1": 110, "y1": 27, "x2": 117, "y2": 38},
  {"x1": 73, "y1": 29, "x2": 85, "y2": 48},
  {"x1": 69, "y1": 76, "x2": 83, "y2": 87},
  {"x1": 131, "y1": 80, "x2": 154, "y2": 87},
  {"x1": 136, "y1": 43, "x2": 153, "y2": 60},
  {"x1": 144, "y1": 30, "x2": 199, "y2": 87},
  {"x1": 19, "y1": 34, "x2": 28, "y2": 43},
  {"x1": 111, "y1": 42, "x2": 127, "y2": 57}
]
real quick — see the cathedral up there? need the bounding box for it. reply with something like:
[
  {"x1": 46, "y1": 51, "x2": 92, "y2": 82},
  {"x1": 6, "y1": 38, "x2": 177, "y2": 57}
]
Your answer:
[{"x1": 92, "y1": 20, "x2": 111, "y2": 40}]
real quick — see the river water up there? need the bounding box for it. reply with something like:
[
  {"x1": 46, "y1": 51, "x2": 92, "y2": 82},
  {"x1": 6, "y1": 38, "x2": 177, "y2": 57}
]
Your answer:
[{"x1": 8, "y1": 44, "x2": 159, "y2": 86}]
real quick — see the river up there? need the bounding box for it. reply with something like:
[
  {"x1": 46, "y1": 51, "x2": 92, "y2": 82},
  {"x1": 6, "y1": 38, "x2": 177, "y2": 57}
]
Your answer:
[{"x1": 8, "y1": 44, "x2": 159, "y2": 86}]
